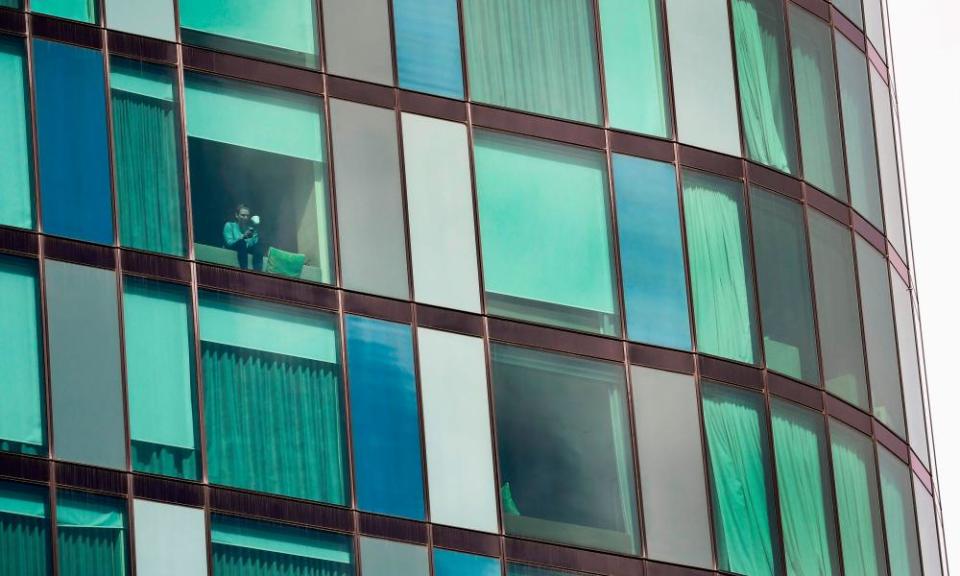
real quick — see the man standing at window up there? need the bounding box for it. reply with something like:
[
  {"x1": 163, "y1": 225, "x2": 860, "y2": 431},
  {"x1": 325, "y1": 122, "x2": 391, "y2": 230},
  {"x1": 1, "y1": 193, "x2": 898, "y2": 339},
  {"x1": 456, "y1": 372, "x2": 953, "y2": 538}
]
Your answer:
[{"x1": 223, "y1": 204, "x2": 263, "y2": 271}]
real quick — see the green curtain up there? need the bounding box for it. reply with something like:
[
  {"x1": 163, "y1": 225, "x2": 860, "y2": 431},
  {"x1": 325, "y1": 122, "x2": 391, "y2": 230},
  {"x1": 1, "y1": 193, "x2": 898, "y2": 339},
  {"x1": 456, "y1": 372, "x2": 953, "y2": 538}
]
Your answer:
[
  {"x1": 463, "y1": 0, "x2": 602, "y2": 124},
  {"x1": 57, "y1": 493, "x2": 127, "y2": 576},
  {"x1": 213, "y1": 545, "x2": 351, "y2": 576},
  {"x1": 732, "y1": 0, "x2": 798, "y2": 174},
  {"x1": 831, "y1": 431, "x2": 886, "y2": 576},
  {"x1": 0, "y1": 483, "x2": 50, "y2": 576},
  {"x1": 113, "y1": 91, "x2": 185, "y2": 255},
  {"x1": 0, "y1": 37, "x2": 33, "y2": 229},
  {"x1": 30, "y1": 0, "x2": 95, "y2": 23},
  {"x1": 203, "y1": 342, "x2": 347, "y2": 505}
]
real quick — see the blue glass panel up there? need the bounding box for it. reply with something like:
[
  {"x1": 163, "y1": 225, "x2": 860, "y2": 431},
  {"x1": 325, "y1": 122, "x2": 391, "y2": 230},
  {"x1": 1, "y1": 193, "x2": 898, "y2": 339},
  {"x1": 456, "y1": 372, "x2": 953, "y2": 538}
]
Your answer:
[
  {"x1": 346, "y1": 315, "x2": 425, "y2": 520},
  {"x1": 34, "y1": 40, "x2": 113, "y2": 245},
  {"x1": 394, "y1": 0, "x2": 464, "y2": 99},
  {"x1": 614, "y1": 155, "x2": 691, "y2": 350},
  {"x1": 434, "y1": 549, "x2": 501, "y2": 576}
]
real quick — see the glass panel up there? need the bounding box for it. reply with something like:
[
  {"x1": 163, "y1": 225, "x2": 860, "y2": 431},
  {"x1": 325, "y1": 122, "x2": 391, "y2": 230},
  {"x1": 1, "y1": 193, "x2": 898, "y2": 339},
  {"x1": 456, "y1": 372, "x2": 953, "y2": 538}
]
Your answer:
[
  {"x1": 632, "y1": 367, "x2": 712, "y2": 568},
  {"x1": 914, "y1": 478, "x2": 944, "y2": 576},
  {"x1": 666, "y1": 0, "x2": 741, "y2": 156},
  {"x1": 346, "y1": 315, "x2": 424, "y2": 520},
  {"x1": 111, "y1": 58, "x2": 187, "y2": 256},
  {"x1": 32, "y1": 0, "x2": 96, "y2": 23},
  {"x1": 34, "y1": 40, "x2": 113, "y2": 245},
  {"x1": 0, "y1": 36, "x2": 34, "y2": 230},
  {"x1": 0, "y1": 256, "x2": 45, "y2": 456},
  {"x1": 105, "y1": 0, "x2": 175, "y2": 41},
  {"x1": 491, "y1": 344, "x2": 640, "y2": 555},
  {"x1": 891, "y1": 275, "x2": 929, "y2": 464},
  {"x1": 807, "y1": 209, "x2": 868, "y2": 409},
  {"x1": 598, "y1": 0, "x2": 671, "y2": 137},
  {"x1": 856, "y1": 238, "x2": 905, "y2": 435},
  {"x1": 0, "y1": 480, "x2": 51, "y2": 576},
  {"x1": 57, "y1": 491, "x2": 128, "y2": 576},
  {"x1": 732, "y1": 0, "x2": 799, "y2": 174},
  {"x1": 359, "y1": 537, "x2": 428, "y2": 576},
  {"x1": 46, "y1": 261, "x2": 126, "y2": 470},
  {"x1": 863, "y1": 0, "x2": 886, "y2": 57},
  {"x1": 836, "y1": 33, "x2": 884, "y2": 229},
  {"x1": 132, "y1": 500, "x2": 207, "y2": 576},
  {"x1": 683, "y1": 170, "x2": 760, "y2": 365},
  {"x1": 329, "y1": 99, "x2": 408, "y2": 299},
  {"x1": 322, "y1": 0, "x2": 393, "y2": 85},
  {"x1": 185, "y1": 73, "x2": 334, "y2": 285},
  {"x1": 508, "y1": 564, "x2": 582, "y2": 576},
  {"x1": 701, "y1": 382, "x2": 783, "y2": 576},
  {"x1": 829, "y1": 420, "x2": 887, "y2": 576},
  {"x1": 179, "y1": 0, "x2": 318, "y2": 67},
  {"x1": 417, "y1": 328, "x2": 498, "y2": 533},
  {"x1": 199, "y1": 292, "x2": 348, "y2": 504},
  {"x1": 770, "y1": 399, "x2": 840, "y2": 576},
  {"x1": 394, "y1": 0, "x2": 463, "y2": 98},
  {"x1": 614, "y1": 155, "x2": 691, "y2": 350},
  {"x1": 123, "y1": 277, "x2": 199, "y2": 480},
  {"x1": 434, "y1": 550, "x2": 500, "y2": 576},
  {"x1": 750, "y1": 188, "x2": 819, "y2": 383},
  {"x1": 870, "y1": 69, "x2": 906, "y2": 257},
  {"x1": 877, "y1": 449, "x2": 922, "y2": 576},
  {"x1": 835, "y1": 0, "x2": 864, "y2": 27},
  {"x1": 789, "y1": 5, "x2": 847, "y2": 201},
  {"x1": 463, "y1": 0, "x2": 602, "y2": 124},
  {"x1": 401, "y1": 113, "x2": 481, "y2": 313},
  {"x1": 475, "y1": 130, "x2": 620, "y2": 336}
]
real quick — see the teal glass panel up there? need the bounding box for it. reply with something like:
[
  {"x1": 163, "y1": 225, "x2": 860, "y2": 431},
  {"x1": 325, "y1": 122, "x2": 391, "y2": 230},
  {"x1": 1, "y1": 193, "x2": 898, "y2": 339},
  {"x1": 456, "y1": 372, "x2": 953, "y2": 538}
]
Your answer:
[
  {"x1": 891, "y1": 276, "x2": 929, "y2": 464},
  {"x1": 732, "y1": 0, "x2": 799, "y2": 174},
  {"x1": 0, "y1": 37, "x2": 34, "y2": 229},
  {"x1": 105, "y1": 0, "x2": 175, "y2": 41},
  {"x1": 475, "y1": 130, "x2": 620, "y2": 336},
  {"x1": 0, "y1": 256, "x2": 45, "y2": 456},
  {"x1": 394, "y1": 0, "x2": 463, "y2": 99},
  {"x1": 359, "y1": 537, "x2": 427, "y2": 576},
  {"x1": 0, "y1": 480, "x2": 51, "y2": 576},
  {"x1": 199, "y1": 292, "x2": 348, "y2": 505},
  {"x1": 463, "y1": 0, "x2": 602, "y2": 124},
  {"x1": 179, "y1": 0, "x2": 318, "y2": 67},
  {"x1": 598, "y1": 0, "x2": 671, "y2": 137},
  {"x1": 834, "y1": 0, "x2": 864, "y2": 27},
  {"x1": 32, "y1": 0, "x2": 96, "y2": 23},
  {"x1": 771, "y1": 399, "x2": 840, "y2": 576},
  {"x1": 683, "y1": 170, "x2": 760, "y2": 365},
  {"x1": 789, "y1": 5, "x2": 847, "y2": 201},
  {"x1": 702, "y1": 382, "x2": 783, "y2": 576},
  {"x1": 434, "y1": 550, "x2": 500, "y2": 576},
  {"x1": 133, "y1": 500, "x2": 207, "y2": 576},
  {"x1": 614, "y1": 155, "x2": 690, "y2": 350},
  {"x1": 750, "y1": 188, "x2": 819, "y2": 384},
  {"x1": 491, "y1": 344, "x2": 640, "y2": 555},
  {"x1": 111, "y1": 58, "x2": 187, "y2": 256},
  {"x1": 0, "y1": 0, "x2": 22, "y2": 7},
  {"x1": 830, "y1": 420, "x2": 887, "y2": 576},
  {"x1": 123, "y1": 277, "x2": 199, "y2": 480},
  {"x1": 57, "y1": 491, "x2": 128, "y2": 576},
  {"x1": 877, "y1": 449, "x2": 922, "y2": 576},
  {"x1": 508, "y1": 564, "x2": 581, "y2": 576}
]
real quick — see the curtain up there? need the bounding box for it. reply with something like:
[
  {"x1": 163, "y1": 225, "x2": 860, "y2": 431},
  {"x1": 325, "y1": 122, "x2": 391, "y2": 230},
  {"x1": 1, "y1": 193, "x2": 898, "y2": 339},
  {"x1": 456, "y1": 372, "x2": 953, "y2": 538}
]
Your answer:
[
  {"x1": 114, "y1": 91, "x2": 185, "y2": 256},
  {"x1": 0, "y1": 38, "x2": 33, "y2": 229},
  {"x1": 58, "y1": 528, "x2": 126, "y2": 576},
  {"x1": 31, "y1": 0, "x2": 95, "y2": 23},
  {"x1": 214, "y1": 545, "x2": 351, "y2": 576},
  {"x1": 203, "y1": 342, "x2": 347, "y2": 505},
  {"x1": 463, "y1": 0, "x2": 602, "y2": 124},
  {"x1": 831, "y1": 439, "x2": 883, "y2": 576},
  {"x1": 881, "y1": 475, "x2": 911, "y2": 576},
  {"x1": 0, "y1": 490, "x2": 50, "y2": 576},
  {"x1": 132, "y1": 442, "x2": 197, "y2": 480}
]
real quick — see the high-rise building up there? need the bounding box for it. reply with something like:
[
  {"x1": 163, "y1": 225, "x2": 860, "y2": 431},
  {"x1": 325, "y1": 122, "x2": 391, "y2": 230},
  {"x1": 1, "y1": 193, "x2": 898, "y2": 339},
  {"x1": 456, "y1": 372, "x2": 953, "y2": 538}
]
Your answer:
[{"x1": 0, "y1": 0, "x2": 946, "y2": 574}]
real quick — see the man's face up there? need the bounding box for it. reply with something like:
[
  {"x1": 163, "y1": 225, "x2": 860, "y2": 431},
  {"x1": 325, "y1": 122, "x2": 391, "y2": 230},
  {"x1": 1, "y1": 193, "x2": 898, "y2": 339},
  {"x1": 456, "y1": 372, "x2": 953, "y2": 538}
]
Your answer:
[{"x1": 236, "y1": 208, "x2": 251, "y2": 226}]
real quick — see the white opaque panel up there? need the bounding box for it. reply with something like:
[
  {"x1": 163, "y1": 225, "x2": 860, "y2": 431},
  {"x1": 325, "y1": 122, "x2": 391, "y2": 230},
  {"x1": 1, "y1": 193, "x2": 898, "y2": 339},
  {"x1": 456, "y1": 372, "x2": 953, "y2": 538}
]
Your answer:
[
  {"x1": 322, "y1": 0, "x2": 394, "y2": 85},
  {"x1": 359, "y1": 537, "x2": 429, "y2": 576},
  {"x1": 105, "y1": 0, "x2": 176, "y2": 41},
  {"x1": 863, "y1": 0, "x2": 886, "y2": 58},
  {"x1": 891, "y1": 272, "x2": 929, "y2": 465},
  {"x1": 401, "y1": 113, "x2": 481, "y2": 313},
  {"x1": 914, "y1": 477, "x2": 944, "y2": 576},
  {"x1": 870, "y1": 69, "x2": 907, "y2": 259},
  {"x1": 133, "y1": 500, "x2": 207, "y2": 576},
  {"x1": 417, "y1": 328, "x2": 498, "y2": 533}
]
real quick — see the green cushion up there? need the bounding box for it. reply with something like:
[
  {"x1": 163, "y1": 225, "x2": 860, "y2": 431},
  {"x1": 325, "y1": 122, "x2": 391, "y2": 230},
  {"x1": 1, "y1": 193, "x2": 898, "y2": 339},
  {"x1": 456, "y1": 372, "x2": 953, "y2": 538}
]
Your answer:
[{"x1": 265, "y1": 247, "x2": 306, "y2": 278}]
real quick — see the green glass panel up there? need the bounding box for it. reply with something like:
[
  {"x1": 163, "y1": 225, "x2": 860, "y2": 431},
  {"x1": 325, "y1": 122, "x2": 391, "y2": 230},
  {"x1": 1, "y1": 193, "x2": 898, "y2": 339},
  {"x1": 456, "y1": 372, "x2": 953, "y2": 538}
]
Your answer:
[
  {"x1": 0, "y1": 37, "x2": 34, "y2": 229},
  {"x1": 834, "y1": 0, "x2": 864, "y2": 27},
  {"x1": 683, "y1": 170, "x2": 760, "y2": 365},
  {"x1": 31, "y1": 0, "x2": 96, "y2": 23},
  {"x1": 598, "y1": 0, "x2": 671, "y2": 137},
  {"x1": 732, "y1": 0, "x2": 799, "y2": 174},
  {"x1": 463, "y1": 0, "x2": 602, "y2": 124},
  {"x1": 0, "y1": 481, "x2": 51, "y2": 576},
  {"x1": 878, "y1": 448, "x2": 922, "y2": 576},
  {"x1": 57, "y1": 491, "x2": 128, "y2": 576},
  {"x1": 789, "y1": 5, "x2": 847, "y2": 201}
]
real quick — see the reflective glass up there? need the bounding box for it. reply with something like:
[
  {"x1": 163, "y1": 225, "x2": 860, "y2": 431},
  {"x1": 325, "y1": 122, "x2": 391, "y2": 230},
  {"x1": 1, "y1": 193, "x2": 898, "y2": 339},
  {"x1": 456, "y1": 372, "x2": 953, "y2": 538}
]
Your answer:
[
  {"x1": 0, "y1": 480, "x2": 51, "y2": 576},
  {"x1": 394, "y1": 0, "x2": 463, "y2": 98},
  {"x1": 871, "y1": 69, "x2": 907, "y2": 257},
  {"x1": 434, "y1": 549, "x2": 500, "y2": 576},
  {"x1": 105, "y1": 0, "x2": 175, "y2": 41},
  {"x1": 57, "y1": 491, "x2": 129, "y2": 576},
  {"x1": 359, "y1": 537, "x2": 428, "y2": 576},
  {"x1": 133, "y1": 500, "x2": 207, "y2": 576},
  {"x1": 32, "y1": 0, "x2": 96, "y2": 23},
  {"x1": 835, "y1": 0, "x2": 864, "y2": 27},
  {"x1": 0, "y1": 36, "x2": 34, "y2": 230},
  {"x1": 914, "y1": 478, "x2": 944, "y2": 576},
  {"x1": 864, "y1": 0, "x2": 886, "y2": 57},
  {"x1": 891, "y1": 275, "x2": 929, "y2": 464},
  {"x1": 877, "y1": 449, "x2": 922, "y2": 576},
  {"x1": 322, "y1": 0, "x2": 393, "y2": 85},
  {"x1": 508, "y1": 565, "x2": 581, "y2": 576}
]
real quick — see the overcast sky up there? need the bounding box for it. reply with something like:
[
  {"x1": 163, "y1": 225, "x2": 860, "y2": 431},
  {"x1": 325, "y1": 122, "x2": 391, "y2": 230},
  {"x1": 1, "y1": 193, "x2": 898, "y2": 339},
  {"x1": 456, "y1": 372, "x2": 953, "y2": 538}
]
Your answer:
[{"x1": 887, "y1": 0, "x2": 958, "y2": 571}]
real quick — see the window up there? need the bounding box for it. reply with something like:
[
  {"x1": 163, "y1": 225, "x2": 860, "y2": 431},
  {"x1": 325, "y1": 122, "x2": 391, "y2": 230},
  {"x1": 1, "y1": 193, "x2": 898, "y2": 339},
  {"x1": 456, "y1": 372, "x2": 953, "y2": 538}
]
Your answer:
[
  {"x1": 508, "y1": 565, "x2": 582, "y2": 576},
  {"x1": 732, "y1": 0, "x2": 799, "y2": 174},
  {"x1": 770, "y1": 399, "x2": 840, "y2": 576},
  {"x1": 666, "y1": 0, "x2": 741, "y2": 156},
  {"x1": 46, "y1": 260, "x2": 126, "y2": 470},
  {"x1": 0, "y1": 256, "x2": 45, "y2": 457},
  {"x1": 123, "y1": 277, "x2": 199, "y2": 480},
  {"x1": 359, "y1": 537, "x2": 428, "y2": 576},
  {"x1": 598, "y1": 0, "x2": 672, "y2": 137},
  {"x1": 864, "y1": 0, "x2": 886, "y2": 57},
  {"x1": 434, "y1": 549, "x2": 500, "y2": 576},
  {"x1": 57, "y1": 491, "x2": 129, "y2": 576},
  {"x1": 891, "y1": 276, "x2": 929, "y2": 464},
  {"x1": 914, "y1": 478, "x2": 944, "y2": 576},
  {"x1": 683, "y1": 170, "x2": 760, "y2": 365},
  {"x1": 750, "y1": 188, "x2": 819, "y2": 384},
  {"x1": 393, "y1": 0, "x2": 464, "y2": 98},
  {"x1": 346, "y1": 315, "x2": 425, "y2": 520},
  {"x1": 877, "y1": 449, "x2": 922, "y2": 576},
  {"x1": 185, "y1": 73, "x2": 334, "y2": 284},
  {"x1": 199, "y1": 292, "x2": 348, "y2": 504},
  {"x1": 614, "y1": 155, "x2": 691, "y2": 350},
  {"x1": 0, "y1": 36, "x2": 33, "y2": 230},
  {"x1": 34, "y1": 40, "x2": 113, "y2": 245},
  {"x1": 0, "y1": 481, "x2": 51, "y2": 575},
  {"x1": 834, "y1": 0, "x2": 864, "y2": 27},
  {"x1": 475, "y1": 130, "x2": 620, "y2": 336},
  {"x1": 179, "y1": 0, "x2": 319, "y2": 68},
  {"x1": 322, "y1": 0, "x2": 393, "y2": 85},
  {"x1": 31, "y1": 0, "x2": 96, "y2": 23},
  {"x1": 110, "y1": 58, "x2": 187, "y2": 256},
  {"x1": 789, "y1": 4, "x2": 847, "y2": 200},
  {"x1": 491, "y1": 344, "x2": 640, "y2": 555},
  {"x1": 463, "y1": 0, "x2": 602, "y2": 124},
  {"x1": 105, "y1": 0, "x2": 175, "y2": 41},
  {"x1": 133, "y1": 500, "x2": 208, "y2": 576},
  {"x1": 808, "y1": 209, "x2": 868, "y2": 409},
  {"x1": 870, "y1": 70, "x2": 907, "y2": 257},
  {"x1": 701, "y1": 382, "x2": 783, "y2": 576}
]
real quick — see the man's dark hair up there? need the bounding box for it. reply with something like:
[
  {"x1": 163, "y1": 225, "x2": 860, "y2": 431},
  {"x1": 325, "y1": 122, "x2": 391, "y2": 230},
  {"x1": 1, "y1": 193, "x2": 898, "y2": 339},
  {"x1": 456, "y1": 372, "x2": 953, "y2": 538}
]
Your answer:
[{"x1": 235, "y1": 203, "x2": 249, "y2": 214}]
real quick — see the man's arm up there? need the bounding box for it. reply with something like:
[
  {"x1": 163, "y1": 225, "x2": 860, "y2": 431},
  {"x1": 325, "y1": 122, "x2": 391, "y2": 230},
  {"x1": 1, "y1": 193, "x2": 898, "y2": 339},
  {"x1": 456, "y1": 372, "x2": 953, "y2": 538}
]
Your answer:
[{"x1": 224, "y1": 222, "x2": 241, "y2": 248}]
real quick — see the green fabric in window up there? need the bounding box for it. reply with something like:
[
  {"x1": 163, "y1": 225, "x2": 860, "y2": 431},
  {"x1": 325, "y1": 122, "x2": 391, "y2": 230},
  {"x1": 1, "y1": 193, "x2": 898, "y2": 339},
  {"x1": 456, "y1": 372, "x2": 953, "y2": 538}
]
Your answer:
[
  {"x1": 0, "y1": 37, "x2": 34, "y2": 230},
  {"x1": 57, "y1": 492, "x2": 127, "y2": 576},
  {"x1": 878, "y1": 449, "x2": 922, "y2": 576},
  {"x1": 31, "y1": 0, "x2": 95, "y2": 23},
  {"x1": 732, "y1": 0, "x2": 799, "y2": 174},
  {"x1": 0, "y1": 481, "x2": 50, "y2": 576}
]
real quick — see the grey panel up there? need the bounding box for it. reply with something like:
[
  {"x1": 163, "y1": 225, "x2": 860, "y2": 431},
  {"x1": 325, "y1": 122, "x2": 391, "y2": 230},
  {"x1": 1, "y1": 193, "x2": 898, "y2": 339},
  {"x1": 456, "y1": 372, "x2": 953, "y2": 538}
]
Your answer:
[
  {"x1": 359, "y1": 537, "x2": 428, "y2": 576},
  {"x1": 322, "y1": 0, "x2": 394, "y2": 85}
]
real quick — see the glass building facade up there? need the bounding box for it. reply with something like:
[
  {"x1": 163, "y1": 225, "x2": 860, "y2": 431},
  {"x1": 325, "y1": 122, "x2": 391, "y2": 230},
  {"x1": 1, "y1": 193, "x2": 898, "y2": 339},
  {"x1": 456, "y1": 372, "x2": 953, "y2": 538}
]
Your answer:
[{"x1": 0, "y1": 0, "x2": 946, "y2": 575}]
